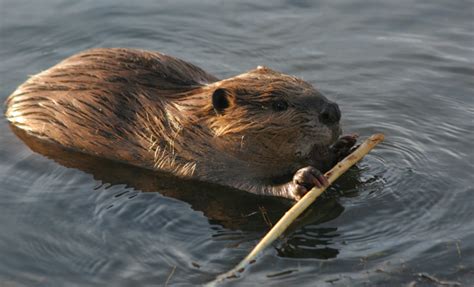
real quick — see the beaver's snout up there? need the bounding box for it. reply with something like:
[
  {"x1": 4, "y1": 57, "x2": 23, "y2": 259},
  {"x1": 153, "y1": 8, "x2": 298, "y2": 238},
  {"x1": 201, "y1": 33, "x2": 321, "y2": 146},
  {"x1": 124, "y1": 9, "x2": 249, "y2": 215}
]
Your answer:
[{"x1": 319, "y1": 102, "x2": 341, "y2": 125}]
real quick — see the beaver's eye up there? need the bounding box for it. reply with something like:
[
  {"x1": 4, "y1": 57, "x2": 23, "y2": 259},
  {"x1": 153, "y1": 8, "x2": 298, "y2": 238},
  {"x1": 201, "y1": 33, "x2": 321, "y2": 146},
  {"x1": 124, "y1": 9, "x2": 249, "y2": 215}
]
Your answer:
[{"x1": 272, "y1": 100, "x2": 288, "y2": 112}]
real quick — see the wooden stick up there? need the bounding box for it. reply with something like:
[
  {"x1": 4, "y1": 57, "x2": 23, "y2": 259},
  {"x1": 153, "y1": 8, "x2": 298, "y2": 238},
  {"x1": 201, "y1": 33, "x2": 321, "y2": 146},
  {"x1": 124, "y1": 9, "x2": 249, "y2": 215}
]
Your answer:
[{"x1": 211, "y1": 133, "x2": 384, "y2": 284}]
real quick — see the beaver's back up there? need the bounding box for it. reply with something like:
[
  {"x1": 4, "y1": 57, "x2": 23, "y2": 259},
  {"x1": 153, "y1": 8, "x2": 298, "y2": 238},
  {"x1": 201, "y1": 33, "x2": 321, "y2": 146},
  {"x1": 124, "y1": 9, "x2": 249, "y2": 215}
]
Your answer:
[{"x1": 5, "y1": 48, "x2": 219, "y2": 167}]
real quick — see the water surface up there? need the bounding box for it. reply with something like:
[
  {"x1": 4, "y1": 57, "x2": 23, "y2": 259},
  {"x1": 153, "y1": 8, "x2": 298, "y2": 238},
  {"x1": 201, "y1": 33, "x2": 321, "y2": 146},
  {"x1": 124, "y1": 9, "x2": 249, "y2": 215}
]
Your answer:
[{"x1": 1, "y1": 0, "x2": 473, "y2": 286}]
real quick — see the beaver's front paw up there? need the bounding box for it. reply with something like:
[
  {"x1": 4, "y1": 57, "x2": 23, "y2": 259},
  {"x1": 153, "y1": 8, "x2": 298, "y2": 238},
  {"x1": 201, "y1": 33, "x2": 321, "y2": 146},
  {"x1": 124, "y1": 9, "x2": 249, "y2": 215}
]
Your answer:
[
  {"x1": 331, "y1": 134, "x2": 359, "y2": 161},
  {"x1": 290, "y1": 166, "x2": 329, "y2": 200}
]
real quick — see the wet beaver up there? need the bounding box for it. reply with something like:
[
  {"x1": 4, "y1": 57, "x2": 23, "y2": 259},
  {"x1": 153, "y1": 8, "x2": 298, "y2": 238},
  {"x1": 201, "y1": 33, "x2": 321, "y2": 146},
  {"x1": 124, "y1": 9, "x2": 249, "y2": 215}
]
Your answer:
[{"x1": 5, "y1": 48, "x2": 356, "y2": 200}]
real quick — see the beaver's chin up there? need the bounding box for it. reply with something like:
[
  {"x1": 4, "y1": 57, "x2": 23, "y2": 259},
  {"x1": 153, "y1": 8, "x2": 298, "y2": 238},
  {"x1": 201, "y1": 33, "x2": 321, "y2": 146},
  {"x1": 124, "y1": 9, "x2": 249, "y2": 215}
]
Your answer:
[
  {"x1": 305, "y1": 132, "x2": 340, "y2": 167},
  {"x1": 292, "y1": 125, "x2": 341, "y2": 167}
]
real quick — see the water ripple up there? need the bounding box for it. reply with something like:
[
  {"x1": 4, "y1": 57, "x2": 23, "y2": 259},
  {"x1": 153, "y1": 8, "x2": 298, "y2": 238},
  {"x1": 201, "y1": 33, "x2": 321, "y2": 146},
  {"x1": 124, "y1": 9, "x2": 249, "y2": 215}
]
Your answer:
[{"x1": 1, "y1": 0, "x2": 473, "y2": 285}]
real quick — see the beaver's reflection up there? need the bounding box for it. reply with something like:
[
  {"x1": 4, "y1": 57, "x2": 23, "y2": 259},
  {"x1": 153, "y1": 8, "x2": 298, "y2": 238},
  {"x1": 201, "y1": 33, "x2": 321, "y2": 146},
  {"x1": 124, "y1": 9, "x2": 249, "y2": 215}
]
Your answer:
[{"x1": 12, "y1": 125, "x2": 350, "y2": 259}]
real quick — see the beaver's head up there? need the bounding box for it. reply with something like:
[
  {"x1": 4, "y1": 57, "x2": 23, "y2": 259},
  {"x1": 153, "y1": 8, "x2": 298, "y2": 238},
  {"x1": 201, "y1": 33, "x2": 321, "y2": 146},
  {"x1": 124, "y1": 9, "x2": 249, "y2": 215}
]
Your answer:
[{"x1": 202, "y1": 66, "x2": 342, "y2": 175}]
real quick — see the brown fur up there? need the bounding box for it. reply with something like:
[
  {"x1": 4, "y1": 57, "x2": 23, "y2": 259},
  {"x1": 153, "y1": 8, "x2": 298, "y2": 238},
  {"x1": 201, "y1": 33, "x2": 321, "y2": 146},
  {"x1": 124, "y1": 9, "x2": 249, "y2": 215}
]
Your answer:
[{"x1": 5, "y1": 48, "x2": 342, "y2": 199}]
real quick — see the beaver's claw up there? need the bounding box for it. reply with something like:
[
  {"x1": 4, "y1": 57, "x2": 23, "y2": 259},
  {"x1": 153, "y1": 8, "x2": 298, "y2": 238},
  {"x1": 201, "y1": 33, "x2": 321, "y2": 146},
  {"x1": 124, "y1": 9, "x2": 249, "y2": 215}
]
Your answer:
[
  {"x1": 331, "y1": 134, "x2": 358, "y2": 161},
  {"x1": 290, "y1": 166, "x2": 329, "y2": 200}
]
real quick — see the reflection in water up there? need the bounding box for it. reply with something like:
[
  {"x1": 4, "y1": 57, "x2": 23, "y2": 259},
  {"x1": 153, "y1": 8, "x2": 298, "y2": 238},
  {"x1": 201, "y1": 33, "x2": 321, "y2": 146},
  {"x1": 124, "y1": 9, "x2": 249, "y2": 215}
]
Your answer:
[
  {"x1": 277, "y1": 229, "x2": 340, "y2": 260},
  {"x1": 11, "y1": 125, "x2": 348, "y2": 259},
  {"x1": 277, "y1": 203, "x2": 343, "y2": 259}
]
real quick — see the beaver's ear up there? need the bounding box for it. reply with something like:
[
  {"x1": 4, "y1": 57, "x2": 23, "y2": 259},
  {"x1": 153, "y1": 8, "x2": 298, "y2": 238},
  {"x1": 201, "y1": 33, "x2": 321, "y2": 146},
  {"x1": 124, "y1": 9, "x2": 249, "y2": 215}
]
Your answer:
[{"x1": 212, "y1": 88, "x2": 234, "y2": 114}]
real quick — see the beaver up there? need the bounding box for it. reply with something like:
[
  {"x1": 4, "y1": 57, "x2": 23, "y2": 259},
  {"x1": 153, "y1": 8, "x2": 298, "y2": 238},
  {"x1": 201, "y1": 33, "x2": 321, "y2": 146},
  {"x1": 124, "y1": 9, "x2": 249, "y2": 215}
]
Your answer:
[{"x1": 5, "y1": 48, "x2": 356, "y2": 200}]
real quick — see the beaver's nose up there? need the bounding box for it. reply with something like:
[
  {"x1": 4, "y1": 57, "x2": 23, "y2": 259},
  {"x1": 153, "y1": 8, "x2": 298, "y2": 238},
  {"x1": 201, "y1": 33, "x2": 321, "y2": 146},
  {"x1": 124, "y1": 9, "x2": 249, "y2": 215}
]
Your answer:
[{"x1": 319, "y1": 102, "x2": 341, "y2": 125}]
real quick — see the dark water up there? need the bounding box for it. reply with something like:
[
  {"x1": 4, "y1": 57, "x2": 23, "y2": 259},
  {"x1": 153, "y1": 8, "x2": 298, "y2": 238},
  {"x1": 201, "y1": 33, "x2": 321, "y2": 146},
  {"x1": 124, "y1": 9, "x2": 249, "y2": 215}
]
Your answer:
[{"x1": 1, "y1": 0, "x2": 473, "y2": 286}]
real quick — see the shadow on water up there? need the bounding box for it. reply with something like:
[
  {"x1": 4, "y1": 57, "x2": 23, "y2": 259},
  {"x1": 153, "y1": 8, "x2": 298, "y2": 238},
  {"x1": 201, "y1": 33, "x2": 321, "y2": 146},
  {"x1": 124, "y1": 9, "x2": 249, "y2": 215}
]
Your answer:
[{"x1": 10, "y1": 125, "x2": 369, "y2": 260}]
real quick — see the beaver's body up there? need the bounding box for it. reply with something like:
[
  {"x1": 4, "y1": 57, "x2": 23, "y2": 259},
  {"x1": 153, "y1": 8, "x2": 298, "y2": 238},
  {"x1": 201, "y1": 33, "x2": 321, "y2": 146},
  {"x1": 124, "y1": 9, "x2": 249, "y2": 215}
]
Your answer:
[{"x1": 5, "y1": 48, "x2": 355, "y2": 200}]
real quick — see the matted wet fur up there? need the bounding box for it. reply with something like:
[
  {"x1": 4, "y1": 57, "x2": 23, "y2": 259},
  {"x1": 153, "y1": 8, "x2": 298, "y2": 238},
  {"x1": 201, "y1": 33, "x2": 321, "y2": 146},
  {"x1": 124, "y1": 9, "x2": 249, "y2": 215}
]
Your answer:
[{"x1": 5, "y1": 48, "x2": 355, "y2": 200}]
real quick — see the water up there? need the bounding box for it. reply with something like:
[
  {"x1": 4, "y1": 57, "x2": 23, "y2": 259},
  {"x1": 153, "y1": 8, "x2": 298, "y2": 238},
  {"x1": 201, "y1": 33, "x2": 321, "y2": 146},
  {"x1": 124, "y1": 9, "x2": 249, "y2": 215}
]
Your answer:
[{"x1": 1, "y1": 0, "x2": 473, "y2": 286}]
